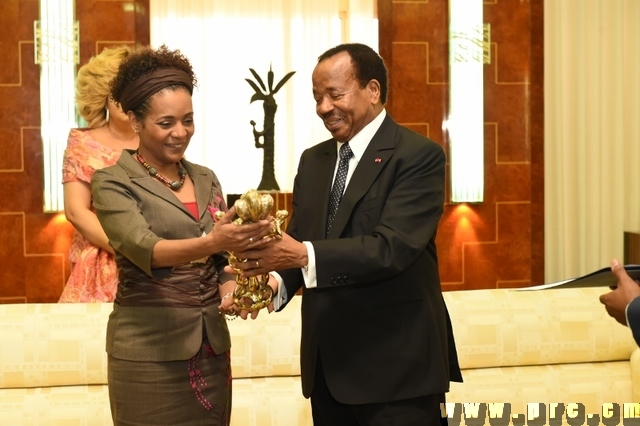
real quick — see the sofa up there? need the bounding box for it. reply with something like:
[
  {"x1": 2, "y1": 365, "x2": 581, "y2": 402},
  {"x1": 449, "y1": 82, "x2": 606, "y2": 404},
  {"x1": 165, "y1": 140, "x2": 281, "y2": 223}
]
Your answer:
[
  {"x1": 0, "y1": 296, "x2": 309, "y2": 426},
  {"x1": 445, "y1": 287, "x2": 639, "y2": 425},
  {"x1": 0, "y1": 287, "x2": 637, "y2": 425}
]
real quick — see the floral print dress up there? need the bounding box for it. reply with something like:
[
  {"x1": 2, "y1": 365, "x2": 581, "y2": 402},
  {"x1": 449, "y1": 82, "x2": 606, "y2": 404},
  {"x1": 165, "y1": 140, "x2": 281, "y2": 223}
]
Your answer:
[{"x1": 58, "y1": 128, "x2": 122, "y2": 302}]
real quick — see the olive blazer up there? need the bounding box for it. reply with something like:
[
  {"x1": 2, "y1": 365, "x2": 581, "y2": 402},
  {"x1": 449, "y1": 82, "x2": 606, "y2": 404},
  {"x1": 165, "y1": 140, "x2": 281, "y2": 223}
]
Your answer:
[
  {"x1": 279, "y1": 114, "x2": 462, "y2": 404},
  {"x1": 92, "y1": 150, "x2": 231, "y2": 361}
]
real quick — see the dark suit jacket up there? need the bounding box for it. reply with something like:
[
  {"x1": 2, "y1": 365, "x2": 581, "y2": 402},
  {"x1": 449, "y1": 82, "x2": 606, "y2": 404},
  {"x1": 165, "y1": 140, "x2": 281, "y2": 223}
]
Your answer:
[
  {"x1": 278, "y1": 114, "x2": 462, "y2": 405},
  {"x1": 92, "y1": 150, "x2": 231, "y2": 361},
  {"x1": 628, "y1": 297, "x2": 640, "y2": 346}
]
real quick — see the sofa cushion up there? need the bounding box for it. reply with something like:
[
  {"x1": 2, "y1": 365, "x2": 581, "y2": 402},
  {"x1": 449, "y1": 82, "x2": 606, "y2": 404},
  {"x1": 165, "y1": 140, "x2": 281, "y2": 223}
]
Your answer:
[
  {"x1": 232, "y1": 377, "x2": 311, "y2": 425},
  {"x1": 447, "y1": 360, "x2": 632, "y2": 416},
  {"x1": 228, "y1": 295, "x2": 302, "y2": 379},
  {"x1": 0, "y1": 384, "x2": 111, "y2": 425},
  {"x1": 0, "y1": 298, "x2": 308, "y2": 426},
  {"x1": 0, "y1": 303, "x2": 112, "y2": 388},
  {"x1": 444, "y1": 287, "x2": 637, "y2": 369}
]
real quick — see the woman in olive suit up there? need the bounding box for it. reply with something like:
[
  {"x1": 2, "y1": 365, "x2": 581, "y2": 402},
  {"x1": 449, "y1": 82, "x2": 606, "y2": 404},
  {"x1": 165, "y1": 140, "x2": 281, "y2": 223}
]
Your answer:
[{"x1": 91, "y1": 45, "x2": 271, "y2": 426}]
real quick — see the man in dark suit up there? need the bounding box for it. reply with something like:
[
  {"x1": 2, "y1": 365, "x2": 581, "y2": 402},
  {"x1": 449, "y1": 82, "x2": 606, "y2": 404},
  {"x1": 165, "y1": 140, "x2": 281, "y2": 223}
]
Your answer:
[
  {"x1": 234, "y1": 43, "x2": 462, "y2": 425},
  {"x1": 600, "y1": 258, "x2": 640, "y2": 346}
]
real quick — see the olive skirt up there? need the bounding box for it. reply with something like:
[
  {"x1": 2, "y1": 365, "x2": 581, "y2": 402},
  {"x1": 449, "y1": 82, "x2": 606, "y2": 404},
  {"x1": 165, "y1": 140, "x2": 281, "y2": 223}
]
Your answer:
[{"x1": 108, "y1": 343, "x2": 231, "y2": 426}]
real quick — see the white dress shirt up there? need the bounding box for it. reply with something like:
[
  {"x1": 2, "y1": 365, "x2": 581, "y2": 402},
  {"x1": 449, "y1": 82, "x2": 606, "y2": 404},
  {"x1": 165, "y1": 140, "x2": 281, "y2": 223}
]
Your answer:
[{"x1": 272, "y1": 109, "x2": 387, "y2": 308}]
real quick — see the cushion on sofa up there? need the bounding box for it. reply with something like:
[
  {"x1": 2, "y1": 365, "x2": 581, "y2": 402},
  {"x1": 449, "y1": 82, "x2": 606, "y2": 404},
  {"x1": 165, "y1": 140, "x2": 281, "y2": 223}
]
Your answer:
[
  {"x1": 0, "y1": 385, "x2": 112, "y2": 426},
  {"x1": 228, "y1": 295, "x2": 311, "y2": 425},
  {"x1": 444, "y1": 287, "x2": 637, "y2": 369},
  {"x1": 228, "y1": 295, "x2": 302, "y2": 379},
  {"x1": 0, "y1": 303, "x2": 111, "y2": 389}
]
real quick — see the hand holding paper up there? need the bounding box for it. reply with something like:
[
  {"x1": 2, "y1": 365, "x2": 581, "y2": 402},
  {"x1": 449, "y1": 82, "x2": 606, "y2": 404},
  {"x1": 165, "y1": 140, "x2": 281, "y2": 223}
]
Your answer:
[{"x1": 599, "y1": 259, "x2": 640, "y2": 326}]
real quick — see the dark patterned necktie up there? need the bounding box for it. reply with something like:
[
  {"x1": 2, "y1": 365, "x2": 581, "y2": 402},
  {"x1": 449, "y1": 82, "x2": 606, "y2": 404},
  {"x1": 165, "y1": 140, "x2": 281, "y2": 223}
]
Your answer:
[{"x1": 326, "y1": 142, "x2": 354, "y2": 235}]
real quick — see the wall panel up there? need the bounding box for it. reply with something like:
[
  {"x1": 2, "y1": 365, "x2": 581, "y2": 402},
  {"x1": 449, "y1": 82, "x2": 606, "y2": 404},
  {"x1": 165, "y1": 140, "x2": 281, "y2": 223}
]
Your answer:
[
  {"x1": 379, "y1": 0, "x2": 544, "y2": 290},
  {"x1": 0, "y1": 0, "x2": 543, "y2": 301},
  {"x1": 0, "y1": 0, "x2": 148, "y2": 303}
]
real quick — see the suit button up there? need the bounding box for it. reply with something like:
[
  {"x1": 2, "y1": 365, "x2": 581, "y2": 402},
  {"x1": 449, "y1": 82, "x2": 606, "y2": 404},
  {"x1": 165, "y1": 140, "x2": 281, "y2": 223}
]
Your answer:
[
  {"x1": 201, "y1": 308, "x2": 206, "y2": 314},
  {"x1": 199, "y1": 223, "x2": 205, "y2": 230},
  {"x1": 199, "y1": 284, "x2": 205, "y2": 290}
]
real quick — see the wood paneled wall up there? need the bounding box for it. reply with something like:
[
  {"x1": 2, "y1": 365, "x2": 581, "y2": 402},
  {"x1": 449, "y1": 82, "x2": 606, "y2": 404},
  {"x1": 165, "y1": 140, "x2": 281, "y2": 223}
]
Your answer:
[
  {"x1": 378, "y1": 0, "x2": 544, "y2": 290},
  {"x1": 0, "y1": 0, "x2": 543, "y2": 302},
  {"x1": 0, "y1": 0, "x2": 148, "y2": 303}
]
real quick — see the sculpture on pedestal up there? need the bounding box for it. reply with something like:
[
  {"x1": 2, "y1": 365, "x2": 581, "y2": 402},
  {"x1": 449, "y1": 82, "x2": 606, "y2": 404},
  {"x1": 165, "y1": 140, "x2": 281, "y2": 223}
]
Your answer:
[{"x1": 246, "y1": 66, "x2": 296, "y2": 191}]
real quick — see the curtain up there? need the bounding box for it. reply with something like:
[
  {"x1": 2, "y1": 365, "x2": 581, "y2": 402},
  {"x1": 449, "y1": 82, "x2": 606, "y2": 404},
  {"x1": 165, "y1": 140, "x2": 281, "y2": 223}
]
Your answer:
[
  {"x1": 150, "y1": 0, "x2": 377, "y2": 195},
  {"x1": 544, "y1": 0, "x2": 640, "y2": 282}
]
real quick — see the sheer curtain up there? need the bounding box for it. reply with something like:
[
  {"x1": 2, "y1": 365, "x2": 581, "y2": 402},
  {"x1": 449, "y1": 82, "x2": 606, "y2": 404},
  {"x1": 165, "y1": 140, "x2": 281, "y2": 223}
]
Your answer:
[
  {"x1": 545, "y1": 0, "x2": 640, "y2": 282},
  {"x1": 150, "y1": 0, "x2": 376, "y2": 195}
]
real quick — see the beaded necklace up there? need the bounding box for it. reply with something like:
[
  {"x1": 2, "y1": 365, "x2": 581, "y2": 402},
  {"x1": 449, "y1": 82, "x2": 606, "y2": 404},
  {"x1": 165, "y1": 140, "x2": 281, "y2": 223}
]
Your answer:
[{"x1": 135, "y1": 152, "x2": 188, "y2": 191}]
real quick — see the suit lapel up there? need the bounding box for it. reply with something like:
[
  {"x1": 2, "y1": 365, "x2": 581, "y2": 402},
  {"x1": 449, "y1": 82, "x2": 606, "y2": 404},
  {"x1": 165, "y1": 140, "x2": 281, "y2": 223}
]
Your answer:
[
  {"x1": 119, "y1": 151, "x2": 194, "y2": 219},
  {"x1": 187, "y1": 162, "x2": 213, "y2": 221},
  {"x1": 326, "y1": 115, "x2": 397, "y2": 239},
  {"x1": 304, "y1": 141, "x2": 337, "y2": 240}
]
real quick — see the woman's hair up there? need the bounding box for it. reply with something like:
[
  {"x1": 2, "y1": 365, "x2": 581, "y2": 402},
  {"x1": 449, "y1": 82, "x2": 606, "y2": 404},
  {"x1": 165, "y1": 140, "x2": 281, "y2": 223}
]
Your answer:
[
  {"x1": 75, "y1": 45, "x2": 133, "y2": 128},
  {"x1": 110, "y1": 45, "x2": 197, "y2": 121}
]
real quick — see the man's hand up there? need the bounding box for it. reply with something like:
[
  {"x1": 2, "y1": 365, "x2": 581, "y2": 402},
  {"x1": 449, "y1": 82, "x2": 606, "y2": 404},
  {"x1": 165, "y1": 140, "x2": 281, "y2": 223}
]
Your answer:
[
  {"x1": 229, "y1": 231, "x2": 308, "y2": 277},
  {"x1": 599, "y1": 258, "x2": 640, "y2": 326}
]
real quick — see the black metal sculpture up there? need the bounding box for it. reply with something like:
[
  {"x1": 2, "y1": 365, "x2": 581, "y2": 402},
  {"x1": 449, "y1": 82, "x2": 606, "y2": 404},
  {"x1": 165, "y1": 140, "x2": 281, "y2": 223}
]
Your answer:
[{"x1": 246, "y1": 66, "x2": 296, "y2": 191}]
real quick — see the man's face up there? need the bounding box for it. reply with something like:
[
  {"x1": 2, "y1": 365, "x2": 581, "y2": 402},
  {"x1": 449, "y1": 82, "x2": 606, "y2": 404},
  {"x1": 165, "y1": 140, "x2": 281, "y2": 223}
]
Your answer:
[{"x1": 312, "y1": 51, "x2": 380, "y2": 142}]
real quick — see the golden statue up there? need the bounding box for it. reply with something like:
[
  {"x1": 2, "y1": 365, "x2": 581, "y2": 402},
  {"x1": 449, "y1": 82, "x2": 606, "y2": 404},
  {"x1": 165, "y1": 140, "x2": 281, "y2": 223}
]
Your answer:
[{"x1": 215, "y1": 189, "x2": 288, "y2": 311}]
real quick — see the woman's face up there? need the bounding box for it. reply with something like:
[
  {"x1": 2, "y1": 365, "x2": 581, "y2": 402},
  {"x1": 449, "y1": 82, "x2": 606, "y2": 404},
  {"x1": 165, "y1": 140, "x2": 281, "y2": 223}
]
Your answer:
[{"x1": 131, "y1": 87, "x2": 194, "y2": 166}]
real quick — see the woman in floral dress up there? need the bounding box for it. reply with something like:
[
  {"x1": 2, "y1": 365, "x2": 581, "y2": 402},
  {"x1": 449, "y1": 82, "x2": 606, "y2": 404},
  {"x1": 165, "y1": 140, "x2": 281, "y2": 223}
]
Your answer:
[{"x1": 58, "y1": 46, "x2": 138, "y2": 302}]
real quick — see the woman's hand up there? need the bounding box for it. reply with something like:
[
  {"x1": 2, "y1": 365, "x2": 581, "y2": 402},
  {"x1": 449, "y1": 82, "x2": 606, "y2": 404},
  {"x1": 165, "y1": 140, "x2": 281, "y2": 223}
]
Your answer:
[
  {"x1": 206, "y1": 207, "x2": 272, "y2": 254},
  {"x1": 150, "y1": 208, "x2": 274, "y2": 268},
  {"x1": 217, "y1": 275, "x2": 276, "y2": 320},
  {"x1": 217, "y1": 280, "x2": 262, "y2": 320}
]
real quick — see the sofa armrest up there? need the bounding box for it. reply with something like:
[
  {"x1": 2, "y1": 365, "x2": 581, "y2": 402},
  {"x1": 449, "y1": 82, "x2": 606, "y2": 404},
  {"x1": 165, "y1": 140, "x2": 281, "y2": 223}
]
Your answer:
[{"x1": 630, "y1": 347, "x2": 640, "y2": 401}]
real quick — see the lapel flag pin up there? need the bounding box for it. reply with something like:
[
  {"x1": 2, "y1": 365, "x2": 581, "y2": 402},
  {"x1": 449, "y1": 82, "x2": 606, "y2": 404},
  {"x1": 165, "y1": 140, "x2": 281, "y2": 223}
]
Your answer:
[{"x1": 374, "y1": 158, "x2": 382, "y2": 163}]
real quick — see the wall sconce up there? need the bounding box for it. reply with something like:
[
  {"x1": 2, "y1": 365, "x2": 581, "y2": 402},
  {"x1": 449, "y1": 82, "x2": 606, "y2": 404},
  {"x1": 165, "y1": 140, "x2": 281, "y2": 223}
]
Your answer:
[
  {"x1": 447, "y1": 0, "x2": 490, "y2": 203},
  {"x1": 35, "y1": 0, "x2": 79, "y2": 212}
]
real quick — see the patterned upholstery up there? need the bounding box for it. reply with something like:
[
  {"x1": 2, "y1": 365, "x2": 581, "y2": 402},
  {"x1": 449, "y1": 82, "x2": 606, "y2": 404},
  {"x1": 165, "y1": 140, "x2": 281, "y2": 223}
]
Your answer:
[
  {"x1": 0, "y1": 303, "x2": 111, "y2": 389},
  {"x1": 445, "y1": 287, "x2": 639, "y2": 420},
  {"x1": 0, "y1": 303, "x2": 113, "y2": 425},
  {"x1": 0, "y1": 386, "x2": 112, "y2": 426},
  {"x1": 0, "y1": 297, "x2": 310, "y2": 425},
  {"x1": 227, "y1": 299, "x2": 302, "y2": 379},
  {"x1": 444, "y1": 287, "x2": 636, "y2": 369},
  {"x1": 0, "y1": 288, "x2": 636, "y2": 425},
  {"x1": 227, "y1": 296, "x2": 311, "y2": 424}
]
